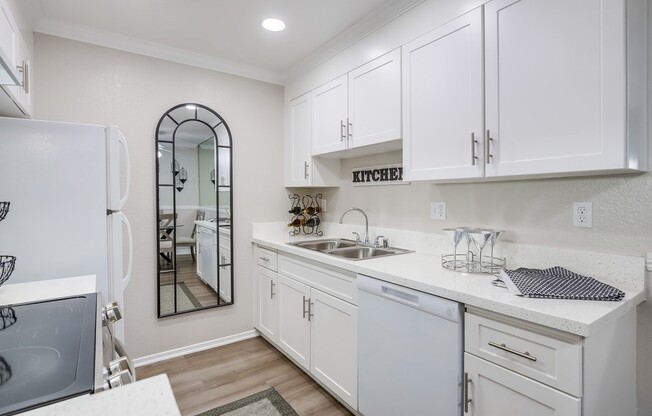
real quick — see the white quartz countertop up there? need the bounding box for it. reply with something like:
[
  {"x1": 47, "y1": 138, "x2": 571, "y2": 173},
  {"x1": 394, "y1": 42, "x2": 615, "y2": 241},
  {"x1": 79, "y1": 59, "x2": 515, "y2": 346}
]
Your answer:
[
  {"x1": 253, "y1": 229, "x2": 646, "y2": 337},
  {"x1": 22, "y1": 375, "x2": 180, "y2": 416},
  {"x1": 0, "y1": 275, "x2": 97, "y2": 306}
]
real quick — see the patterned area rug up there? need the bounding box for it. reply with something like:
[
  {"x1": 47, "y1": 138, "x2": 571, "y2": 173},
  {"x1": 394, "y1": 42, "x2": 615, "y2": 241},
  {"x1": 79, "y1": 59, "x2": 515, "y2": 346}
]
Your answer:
[
  {"x1": 196, "y1": 388, "x2": 298, "y2": 416},
  {"x1": 159, "y1": 282, "x2": 202, "y2": 314}
]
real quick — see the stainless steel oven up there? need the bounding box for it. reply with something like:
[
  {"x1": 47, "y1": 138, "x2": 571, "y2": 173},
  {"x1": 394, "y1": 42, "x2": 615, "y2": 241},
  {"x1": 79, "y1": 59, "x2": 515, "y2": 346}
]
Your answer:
[{"x1": 0, "y1": 293, "x2": 134, "y2": 415}]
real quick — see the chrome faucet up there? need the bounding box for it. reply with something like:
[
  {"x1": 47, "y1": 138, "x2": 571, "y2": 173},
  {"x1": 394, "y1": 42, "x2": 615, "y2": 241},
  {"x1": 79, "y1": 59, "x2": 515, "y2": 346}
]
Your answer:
[{"x1": 339, "y1": 207, "x2": 370, "y2": 244}]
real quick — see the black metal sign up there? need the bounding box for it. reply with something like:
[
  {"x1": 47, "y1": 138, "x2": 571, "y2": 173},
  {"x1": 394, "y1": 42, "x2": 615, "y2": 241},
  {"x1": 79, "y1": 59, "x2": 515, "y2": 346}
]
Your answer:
[{"x1": 352, "y1": 164, "x2": 409, "y2": 186}]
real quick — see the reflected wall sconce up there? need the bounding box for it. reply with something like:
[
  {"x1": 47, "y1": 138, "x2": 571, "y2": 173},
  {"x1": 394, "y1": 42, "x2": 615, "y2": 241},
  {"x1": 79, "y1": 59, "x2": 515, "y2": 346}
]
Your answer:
[
  {"x1": 210, "y1": 169, "x2": 216, "y2": 185},
  {"x1": 179, "y1": 167, "x2": 187, "y2": 184}
]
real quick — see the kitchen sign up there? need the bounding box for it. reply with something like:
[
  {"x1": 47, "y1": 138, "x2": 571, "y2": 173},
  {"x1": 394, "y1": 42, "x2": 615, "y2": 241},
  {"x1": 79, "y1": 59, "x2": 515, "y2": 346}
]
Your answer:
[{"x1": 352, "y1": 164, "x2": 410, "y2": 187}]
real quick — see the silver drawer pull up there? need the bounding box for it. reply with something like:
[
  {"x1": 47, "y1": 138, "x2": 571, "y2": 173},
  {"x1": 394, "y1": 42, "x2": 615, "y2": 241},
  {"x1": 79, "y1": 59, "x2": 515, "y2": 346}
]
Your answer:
[
  {"x1": 488, "y1": 341, "x2": 537, "y2": 362},
  {"x1": 259, "y1": 256, "x2": 270, "y2": 262}
]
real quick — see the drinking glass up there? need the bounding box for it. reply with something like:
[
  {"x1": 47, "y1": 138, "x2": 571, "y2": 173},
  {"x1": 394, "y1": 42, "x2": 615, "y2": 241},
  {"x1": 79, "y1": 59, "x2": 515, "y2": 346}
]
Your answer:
[
  {"x1": 443, "y1": 227, "x2": 466, "y2": 269},
  {"x1": 469, "y1": 230, "x2": 493, "y2": 271}
]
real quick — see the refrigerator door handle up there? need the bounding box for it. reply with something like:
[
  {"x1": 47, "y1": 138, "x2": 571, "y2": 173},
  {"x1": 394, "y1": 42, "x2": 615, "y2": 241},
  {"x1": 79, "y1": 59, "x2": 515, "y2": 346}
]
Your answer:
[
  {"x1": 117, "y1": 131, "x2": 131, "y2": 210},
  {"x1": 117, "y1": 212, "x2": 134, "y2": 288}
]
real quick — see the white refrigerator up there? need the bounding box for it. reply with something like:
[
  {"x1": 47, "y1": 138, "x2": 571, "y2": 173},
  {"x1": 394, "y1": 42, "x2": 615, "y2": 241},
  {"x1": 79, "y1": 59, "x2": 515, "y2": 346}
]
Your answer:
[{"x1": 0, "y1": 116, "x2": 133, "y2": 342}]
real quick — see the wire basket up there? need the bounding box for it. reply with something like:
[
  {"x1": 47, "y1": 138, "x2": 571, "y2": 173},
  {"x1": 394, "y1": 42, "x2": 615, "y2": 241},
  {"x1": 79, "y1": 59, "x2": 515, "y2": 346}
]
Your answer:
[
  {"x1": 0, "y1": 256, "x2": 16, "y2": 287},
  {"x1": 0, "y1": 307, "x2": 16, "y2": 331},
  {"x1": 0, "y1": 356, "x2": 11, "y2": 386},
  {"x1": 441, "y1": 253, "x2": 506, "y2": 275},
  {"x1": 0, "y1": 202, "x2": 9, "y2": 222}
]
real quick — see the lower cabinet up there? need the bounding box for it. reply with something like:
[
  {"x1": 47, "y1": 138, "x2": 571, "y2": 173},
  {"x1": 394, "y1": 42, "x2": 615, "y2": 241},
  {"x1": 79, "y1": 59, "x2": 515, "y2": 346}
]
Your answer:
[
  {"x1": 464, "y1": 353, "x2": 580, "y2": 416},
  {"x1": 256, "y1": 265, "x2": 278, "y2": 341},
  {"x1": 255, "y1": 250, "x2": 358, "y2": 410}
]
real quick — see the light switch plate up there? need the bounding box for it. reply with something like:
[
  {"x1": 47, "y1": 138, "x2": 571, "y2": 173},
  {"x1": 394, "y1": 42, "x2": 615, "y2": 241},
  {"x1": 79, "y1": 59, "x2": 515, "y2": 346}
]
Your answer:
[{"x1": 431, "y1": 202, "x2": 447, "y2": 220}]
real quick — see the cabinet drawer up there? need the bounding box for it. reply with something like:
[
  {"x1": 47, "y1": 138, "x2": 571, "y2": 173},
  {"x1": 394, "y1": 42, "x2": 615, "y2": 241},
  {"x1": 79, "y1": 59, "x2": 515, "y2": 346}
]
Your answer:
[
  {"x1": 465, "y1": 312, "x2": 582, "y2": 396},
  {"x1": 257, "y1": 246, "x2": 278, "y2": 271},
  {"x1": 278, "y1": 254, "x2": 356, "y2": 305}
]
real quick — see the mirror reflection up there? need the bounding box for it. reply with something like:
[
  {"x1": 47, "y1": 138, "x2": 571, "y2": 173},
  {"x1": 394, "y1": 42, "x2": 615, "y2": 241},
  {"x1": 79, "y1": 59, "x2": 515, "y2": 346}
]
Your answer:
[{"x1": 156, "y1": 104, "x2": 233, "y2": 317}]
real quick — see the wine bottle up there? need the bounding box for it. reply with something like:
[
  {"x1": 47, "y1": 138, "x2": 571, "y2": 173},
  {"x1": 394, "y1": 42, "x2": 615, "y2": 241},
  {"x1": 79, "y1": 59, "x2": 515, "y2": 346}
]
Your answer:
[
  {"x1": 288, "y1": 206, "x2": 302, "y2": 215},
  {"x1": 287, "y1": 218, "x2": 305, "y2": 227},
  {"x1": 304, "y1": 217, "x2": 320, "y2": 227}
]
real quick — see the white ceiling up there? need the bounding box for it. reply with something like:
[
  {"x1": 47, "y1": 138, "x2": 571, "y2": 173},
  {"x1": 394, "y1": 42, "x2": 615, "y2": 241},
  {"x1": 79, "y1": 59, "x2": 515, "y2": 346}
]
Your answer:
[{"x1": 21, "y1": 0, "x2": 420, "y2": 84}]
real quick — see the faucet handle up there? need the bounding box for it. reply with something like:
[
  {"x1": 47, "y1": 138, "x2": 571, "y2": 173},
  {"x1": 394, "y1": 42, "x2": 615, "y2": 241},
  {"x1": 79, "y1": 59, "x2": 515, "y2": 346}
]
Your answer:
[
  {"x1": 352, "y1": 232, "x2": 362, "y2": 243},
  {"x1": 375, "y1": 235, "x2": 389, "y2": 248}
]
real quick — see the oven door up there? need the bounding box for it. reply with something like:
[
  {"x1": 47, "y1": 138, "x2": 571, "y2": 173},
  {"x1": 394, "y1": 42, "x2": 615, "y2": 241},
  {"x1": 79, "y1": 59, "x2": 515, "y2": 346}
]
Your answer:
[{"x1": 94, "y1": 298, "x2": 135, "y2": 392}]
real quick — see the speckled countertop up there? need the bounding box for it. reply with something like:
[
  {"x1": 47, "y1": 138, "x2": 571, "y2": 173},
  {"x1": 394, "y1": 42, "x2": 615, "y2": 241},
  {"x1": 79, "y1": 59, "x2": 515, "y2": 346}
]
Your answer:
[
  {"x1": 22, "y1": 375, "x2": 180, "y2": 416},
  {"x1": 253, "y1": 223, "x2": 646, "y2": 337}
]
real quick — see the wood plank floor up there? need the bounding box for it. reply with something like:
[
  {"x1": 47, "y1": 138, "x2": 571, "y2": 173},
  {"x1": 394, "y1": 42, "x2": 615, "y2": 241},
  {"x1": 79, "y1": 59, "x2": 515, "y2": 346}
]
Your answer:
[
  {"x1": 160, "y1": 254, "x2": 220, "y2": 307},
  {"x1": 137, "y1": 337, "x2": 353, "y2": 416}
]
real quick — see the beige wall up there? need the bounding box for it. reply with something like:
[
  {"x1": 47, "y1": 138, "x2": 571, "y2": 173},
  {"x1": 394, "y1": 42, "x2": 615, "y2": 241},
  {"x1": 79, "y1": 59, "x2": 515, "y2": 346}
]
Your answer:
[{"x1": 33, "y1": 34, "x2": 287, "y2": 358}]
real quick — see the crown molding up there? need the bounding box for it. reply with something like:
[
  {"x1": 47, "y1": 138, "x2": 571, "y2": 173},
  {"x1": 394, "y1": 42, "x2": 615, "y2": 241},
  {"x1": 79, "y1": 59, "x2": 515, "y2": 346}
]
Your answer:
[
  {"x1": 33, "y1": 18, "x2": 285, "y2": 85},
  {"x1": 282, "y1": 0, "x2": 425, "y2": 82}
]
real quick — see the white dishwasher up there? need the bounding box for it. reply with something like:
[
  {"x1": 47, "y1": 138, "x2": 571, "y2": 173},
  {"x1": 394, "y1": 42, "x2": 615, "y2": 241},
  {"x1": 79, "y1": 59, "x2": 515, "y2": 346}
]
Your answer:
[{"x1": 358, "y1": 274, "x2": 463, "y2": 416}]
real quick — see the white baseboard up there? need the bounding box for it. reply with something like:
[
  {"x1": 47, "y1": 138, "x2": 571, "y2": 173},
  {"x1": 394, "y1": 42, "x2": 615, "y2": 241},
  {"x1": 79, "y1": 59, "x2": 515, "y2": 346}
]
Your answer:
[{"x1": 133, "y1": 330, "x2": 259, "y2": 367}]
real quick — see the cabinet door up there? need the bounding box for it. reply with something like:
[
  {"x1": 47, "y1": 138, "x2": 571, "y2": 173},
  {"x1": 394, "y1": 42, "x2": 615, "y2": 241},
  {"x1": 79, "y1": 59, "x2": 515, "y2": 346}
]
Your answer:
[
  {"x1": 402, "y1": 8, "x2": 484, "y2": 181},
  {"x1": 312, "y1": 75, "x2": 348, "y2": 155},
  {"x1": 277, "y1": 275, "x2": 311, "y2": 370},
  {"x1": 310, "y1": 289, "x2": 358, "y2": 409},
  {"x1": 465, "y1": 353, "x2": 581, "y2": 416},
  {"x1": 256, "y1": 266, "x2": 278, "y2": 341},
  {"x1": 348, "y1": 48, "x2": 401, "y2": 149},
  {"x1": 484, "y1": 0, "x2": 626, "y2": 177},
  {"x1": 286, "y1": 94, "x2": 312, "y2": 186},
  {"x1": 0, "y1": 0, "x2": 20, "y2": 85}
]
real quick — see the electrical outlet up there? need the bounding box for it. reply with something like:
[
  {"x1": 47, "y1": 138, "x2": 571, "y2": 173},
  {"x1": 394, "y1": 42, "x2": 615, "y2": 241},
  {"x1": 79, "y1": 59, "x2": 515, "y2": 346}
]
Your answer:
[
  {"x1": 431, "y1": 202, "x2": 447, "y2": 220},
  {"x1": 573, "y1": 202, "x2": 592, "y2": 228}
]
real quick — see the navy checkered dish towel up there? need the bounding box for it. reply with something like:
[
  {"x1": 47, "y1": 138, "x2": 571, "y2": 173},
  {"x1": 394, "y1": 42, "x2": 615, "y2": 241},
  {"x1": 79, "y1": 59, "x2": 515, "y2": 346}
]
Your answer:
[{"x1": 496, "y1": 266, "x2": 625, "y2": 301}]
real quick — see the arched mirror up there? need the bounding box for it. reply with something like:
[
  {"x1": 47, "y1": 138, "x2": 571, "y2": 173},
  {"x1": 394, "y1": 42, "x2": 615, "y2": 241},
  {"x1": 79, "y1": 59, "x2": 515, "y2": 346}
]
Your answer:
[{"x1": 156, "y1": 103, "x2": 233, "y2": 317}]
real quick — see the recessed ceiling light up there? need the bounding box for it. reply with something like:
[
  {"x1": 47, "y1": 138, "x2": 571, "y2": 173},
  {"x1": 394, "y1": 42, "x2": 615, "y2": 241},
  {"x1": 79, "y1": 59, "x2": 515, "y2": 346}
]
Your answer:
[
  {"x1": 262, "y1": 18, "x2": 285, "y2": 32},
  {"x1": 185, "y1": 104, "x2": 196, "y2": 110}
]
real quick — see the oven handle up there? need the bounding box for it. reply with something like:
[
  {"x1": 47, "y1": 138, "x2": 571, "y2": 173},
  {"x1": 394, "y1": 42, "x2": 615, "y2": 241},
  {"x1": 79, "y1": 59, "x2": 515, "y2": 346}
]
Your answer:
[{"x1": 113, "y1": 337, "x2": 137, "y2": 382}]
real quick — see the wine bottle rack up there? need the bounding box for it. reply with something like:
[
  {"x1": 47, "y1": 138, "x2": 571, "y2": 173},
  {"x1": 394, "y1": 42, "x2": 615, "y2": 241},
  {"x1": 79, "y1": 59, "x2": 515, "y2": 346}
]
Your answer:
[{"x1": 288, "y1": 193, "x2": 323, "y2": 237}]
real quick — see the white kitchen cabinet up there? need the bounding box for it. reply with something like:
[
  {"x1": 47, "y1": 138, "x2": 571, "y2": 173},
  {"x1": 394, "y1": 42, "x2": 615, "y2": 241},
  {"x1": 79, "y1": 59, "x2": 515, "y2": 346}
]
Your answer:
[
  {"x1": 403, "y1": 0, "x2": 646, "y2": 182},
  {"x1": 483, "y1": 0, "x2": 646, "y2": 178},
  {"x1": 312, "y1": 74, "x2": 348, "y2": 155},
  {"x1": 402, "y1": 8, "x2": 484, "y2": 181},
  {"x1": 311, "y1": 49, "x2": 402, "y2": 157},
  {"x1": 464, "y1": 353, "x2": 581, "y2": 416},
  {"x1": 0, "y1": 0, "x2": 31, "y2": 118},
  {"x1": 310, "y1": 289, "x2": 357, "y2": 409},
  {"x1": 286, "y1": 94, "x2": 312, "y2": 186},
  {"x1": 217, "y1": 228, "x2": 231, "y2": 302},
  {"x1": 255, "y1": 249, "x2": 358, "y2": 410},
  {"x1": 277, "y1": 274, "x2": 312, "y2": 370},
  {"x1": 256, "y1": 265, "x2": 278, "y2": 341},
  {"x1": 347, "y1": 48, "x2": 401, "y2": 150}
]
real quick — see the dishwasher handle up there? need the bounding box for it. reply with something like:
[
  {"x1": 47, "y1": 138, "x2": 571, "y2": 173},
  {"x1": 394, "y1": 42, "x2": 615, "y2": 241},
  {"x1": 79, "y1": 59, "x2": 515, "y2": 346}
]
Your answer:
[{"x1": 358, "y1": 274, "x2": 461, "y2": 323}]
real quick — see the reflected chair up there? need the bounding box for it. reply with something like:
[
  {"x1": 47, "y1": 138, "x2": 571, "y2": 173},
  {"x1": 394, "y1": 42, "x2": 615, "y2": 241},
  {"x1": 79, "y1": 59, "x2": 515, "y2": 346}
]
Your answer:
[
  {"x1": 176, "y1": 210, "x2": 206, "y2": 261},
  {"x1": 159, "y1": 213, "x2": 177, "y2": 268}
]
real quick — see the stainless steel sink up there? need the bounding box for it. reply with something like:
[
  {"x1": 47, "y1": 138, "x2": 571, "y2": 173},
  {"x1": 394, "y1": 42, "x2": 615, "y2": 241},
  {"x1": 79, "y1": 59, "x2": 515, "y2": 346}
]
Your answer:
[
  {"x1": 289, "y1": 239, "x2": 357, "y2": 252},
  {"x1": 287, "y1": 239, "x2": 412, "y2": 260}
]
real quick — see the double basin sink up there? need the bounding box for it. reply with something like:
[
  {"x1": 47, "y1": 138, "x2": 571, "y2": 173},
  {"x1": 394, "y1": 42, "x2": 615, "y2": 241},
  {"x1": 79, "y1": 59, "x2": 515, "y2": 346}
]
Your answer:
[{"x1": 287, "y1": 238, "x2": 412, "y2": 260}]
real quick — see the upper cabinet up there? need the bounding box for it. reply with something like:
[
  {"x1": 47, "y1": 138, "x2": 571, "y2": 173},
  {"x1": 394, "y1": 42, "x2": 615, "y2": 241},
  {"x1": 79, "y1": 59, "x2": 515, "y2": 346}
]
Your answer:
[
  {"x1": 0, "y1": 0, "x2": 32, "y2": 118},
  {"x1": 312, "y1": 48, "x2": 402, "y2": 157},
  {"x1": 403, "y1": 8, "x2": 484, "y2": 181},
  {"x1": 484, "y1": 0, "x2": 643, "y2": 178},
  {"x1": 404, "y1": 0, "x2": 647, "y2": 182},
  {"x1": 286, "y1": 93, "x2": 313, "y2": 186}
]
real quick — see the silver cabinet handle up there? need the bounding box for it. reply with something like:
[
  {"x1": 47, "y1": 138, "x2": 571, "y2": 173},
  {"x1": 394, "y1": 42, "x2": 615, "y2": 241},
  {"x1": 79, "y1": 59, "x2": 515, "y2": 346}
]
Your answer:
[
  {"x1": 488, "y1": 341, "x2": 537, "y2": 362},
  {"x1": 340, "y1": 120, "x2": 346, "y2": 142},
  {"x1": 302, "y1": 295, "x2": 308, "y2": 318},
  {"x1": 17, "y1": 60, "x2": 29, "y2": 94},
  {"x1": 304, "y1": 161, "x2": 309, "y2": 179},
  {"x1": 270, "y1": 281, "x2": 275, "y2": 299},
  {"x1": 486, "y1": 129, "x2": 494, "y2": 164},
  {"x1": 464, "y1": 372, "x2": 471, "y2": 413},
  {"x1": 347, "y1": 117, "x2": 352, "y2": 146},
  {"x1": 308, "y1": 300, "x2": 314, "y2": 322},
  {"x1": 471, "y1": 132, "x2": 478, "y2": 165},
  {"x1": 259, "y1": 256, "x2": 270, "y2": 262}
]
